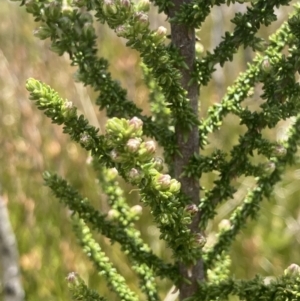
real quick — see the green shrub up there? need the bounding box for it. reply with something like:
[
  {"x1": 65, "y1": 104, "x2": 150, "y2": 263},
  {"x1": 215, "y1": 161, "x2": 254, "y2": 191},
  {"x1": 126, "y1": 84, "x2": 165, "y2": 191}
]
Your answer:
[{"x1": 6, "y1": 0, "x2": 300, "y2": 300}]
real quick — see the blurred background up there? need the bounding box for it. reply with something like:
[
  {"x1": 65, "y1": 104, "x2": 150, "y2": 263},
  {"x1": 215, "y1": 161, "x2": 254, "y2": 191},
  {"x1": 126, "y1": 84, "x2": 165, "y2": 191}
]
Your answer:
[{"x1": 1, "y1": 1, "x2": 300, "y2": 300}]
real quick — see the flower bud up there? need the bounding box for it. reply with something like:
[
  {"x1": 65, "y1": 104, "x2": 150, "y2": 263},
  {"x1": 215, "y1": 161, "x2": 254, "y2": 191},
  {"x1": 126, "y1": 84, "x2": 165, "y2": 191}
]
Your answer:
[
  {"x1": 126, "y1": 138, "x2": 141, "y2": 153},
  {"x1": 273, "y1": 144, "x2": 286, "y2": 157},
  {"x1": 107, "y1": 168, "x2": 118, "y2": 180},
  {"x1": 261, "y1": 57, "x2": 272, "y2": 73},
  {"x1": 169, "y1": 179, "x2": 181, "y2": 193},
  {"x1": 157, "y1": 26, "x2": 167, "y2": 36},
  {"x1": 128, "y1": 116, "x2": 143, "y2": 130},
  {"x1": 120, "y1": 0, "x2": 131, "y2": 8},
  {"x1": 103, "y1": 0, "x2": 117, "y2": 14},
  {"x1": 127, "y1": 168, "x2": 143, "y2": 183},
  {"x1": 79, "y1": 133, "x2": 92, "y2": 148},
  {"x1": 126, "y1": 116, "x2": 143, "y2": 137},
  {"x1": 66, "y1": 272, "x2": 79, "y2": 284},
  {"x1": 107, "y1": 209, "x2": 119, "y2": 220},
  {"x1": 155, "y1": 174, "x2": 171, "y2": 191},
  {"x1": 153, "y1": 26, "x2": 167, "y2": 44},
  {"x1": 137, "y1": 0, "x2": 150, "y2": 11},
  {"x1": 64, "y1": 101, "x2": 73, "y2": 109},
  {"x1": 134, "y1": 12, "x2": 149, "y2": 32},
  {"x1": 185, "y1": 204, "x2": 198, "y2": 215},
  {"x1": 110, "y1": 149, "x2": 124, "y2": 163},
  {"x1": 194, "y1": 233, "x2": 206, "y2": 248},
  {"x1": 264, "y1": 161, "x2": 276, "y2": 174},
  {"x1": 137, "y1": 141, "x2": 156, "y2": 162},
  {"x1": 115, "y1": 25, "x2": 127, "y2": 37},
  {"x1": 144, "y1": 140, "x2": 156, "y2": 153},
  {"x1": 153, "y1": 157, "x2": 164, "y2": 171},
  {"x1": 218, "y1": 219, "x2": 231, "y2": 231},
  {"x1": 130, "y1": 204, "x2": 143, "y2": 215},
  {"x1": 106, "y1": 117, "x2": 126, "y2": 138},
  {"x1": 284, "y1": 263, "x2": 300, "y2": 276},
  {"x1": 62, "y1": 101, "x2": 77, "y2": 119},
  {"x1": 25, "y1": 78, "x2": 37, "y2": 91}
]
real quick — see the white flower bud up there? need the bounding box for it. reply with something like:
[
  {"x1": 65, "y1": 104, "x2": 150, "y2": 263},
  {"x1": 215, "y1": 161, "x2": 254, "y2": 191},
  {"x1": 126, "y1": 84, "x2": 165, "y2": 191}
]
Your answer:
[
  {"x1": 218, "y1": 219, "x2": 231, "y2": 231},
  {"x1": 130, "y1": 205, "x2": 143, "y2": 215},
  {"x1": 185, "y1": 204, "x2": 198, "y2": 215},
  {"x1": 128, "y1": 116, "x2": 143, "y2": 130},
  {"x1": 284, "y1": 263, "x2": 300, "y2": 276},
  {"x1": 126, "y1": 138, "x2": 141, "y2": 153},
  {"x1": 157, "y1": 174, "x2": 171, "y2": 190},
  {"x1": 156, "y1": 26, "x2": 167, "y2": 36},
  {"x1": 144, "y1": 140, "x2": 156, "y2": 153}
]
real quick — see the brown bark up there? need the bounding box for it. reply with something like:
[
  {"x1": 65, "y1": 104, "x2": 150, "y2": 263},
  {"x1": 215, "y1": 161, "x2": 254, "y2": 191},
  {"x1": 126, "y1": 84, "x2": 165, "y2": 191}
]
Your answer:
[{"x1": 168, "y1": 2, "x2": 204, "y2": 300}]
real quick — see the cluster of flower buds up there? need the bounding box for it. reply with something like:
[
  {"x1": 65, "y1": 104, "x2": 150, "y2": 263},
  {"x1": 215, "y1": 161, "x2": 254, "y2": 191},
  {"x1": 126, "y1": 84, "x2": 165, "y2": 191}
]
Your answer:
[
  {"x1": 103, "y1": 0, "x2": 118, "y2": 15},
  {"x1": 136, "y1": 0, "x2": 150, "y2": 12},
  {"x1": 103, "y1": 0, "x2": 133, "y2": 23},
  {"x1": 154, "y1": 174, "x2": 176, "y2": 191},
  {"x1": 106, "y1": 117, "x2": 143, "y2": 141},
  {"x1": 106, "y1": 117, "x2": 158, "y2": 165},
  {"x1": 105, "y1": 117, "x2": 181, "y2": 195},
  {"x1": 133, "y1": 12, "x2": 149, "y2": 32},
  {"x1": 149, "y1": 169, "x2": 181, "y2": 196}
]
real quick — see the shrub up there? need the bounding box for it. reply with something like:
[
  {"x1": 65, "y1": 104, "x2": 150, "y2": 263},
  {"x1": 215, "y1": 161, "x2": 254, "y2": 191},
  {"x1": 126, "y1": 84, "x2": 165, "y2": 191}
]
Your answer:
[{"x1": 8, "y1": 0, "x2": 300, "y2": 300}]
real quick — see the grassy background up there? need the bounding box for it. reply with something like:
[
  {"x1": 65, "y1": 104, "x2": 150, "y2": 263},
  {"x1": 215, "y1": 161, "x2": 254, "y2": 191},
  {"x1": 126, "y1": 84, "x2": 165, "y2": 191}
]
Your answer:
[{"x1": 1, "y1": 1, "x2": 300, "y2": 300}]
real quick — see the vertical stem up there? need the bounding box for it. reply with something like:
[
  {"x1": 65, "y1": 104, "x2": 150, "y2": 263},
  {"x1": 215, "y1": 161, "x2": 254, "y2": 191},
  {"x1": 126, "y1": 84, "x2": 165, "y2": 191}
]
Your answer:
[{"x1": 168, "y1": 3, "x2": 205, "y2": 300}]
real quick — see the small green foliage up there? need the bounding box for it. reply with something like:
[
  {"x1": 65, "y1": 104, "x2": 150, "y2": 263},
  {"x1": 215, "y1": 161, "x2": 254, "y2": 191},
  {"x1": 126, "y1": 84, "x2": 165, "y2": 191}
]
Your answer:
[
  {"x1": 67, "y1": 272, "x2": 107, "y2": 301},
  {"x1": 73, "y1": 217, "x2": 139, "y2": 301},
  {"x1": 43, "y1": 171, "x2": 177, "y2": 280},
  {"x1": 197, "y1": 272, "x2": 300, "y2": 301}
]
